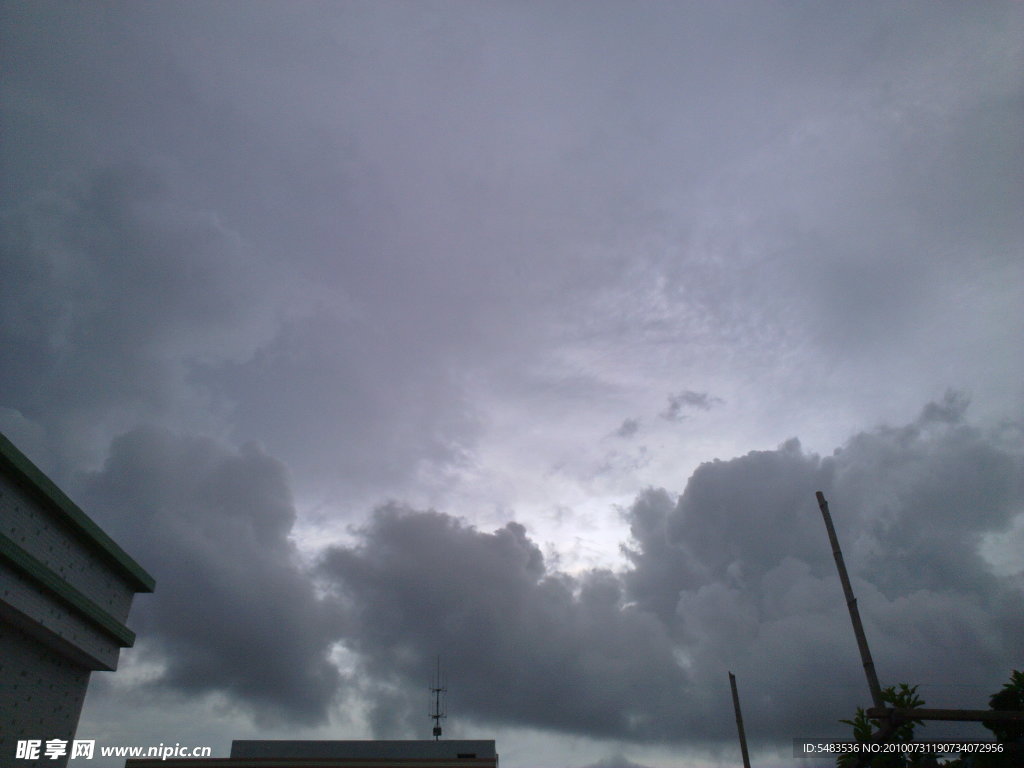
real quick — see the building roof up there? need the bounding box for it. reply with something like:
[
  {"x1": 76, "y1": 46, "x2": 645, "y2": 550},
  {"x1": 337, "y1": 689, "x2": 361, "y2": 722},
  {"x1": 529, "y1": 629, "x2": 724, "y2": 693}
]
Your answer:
[
  {"x1": 231, "y1": 741, "x2": 497, "y2": 760},
  {"x1": 0, "y1": 431, "x2": 155, "y2": 592}
]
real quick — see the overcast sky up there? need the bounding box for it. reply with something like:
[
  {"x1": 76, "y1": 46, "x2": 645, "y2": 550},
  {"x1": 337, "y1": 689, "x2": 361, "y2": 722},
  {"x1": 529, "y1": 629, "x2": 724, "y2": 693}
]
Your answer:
[{"x1": 2, "y1": 3, "x2": 1023, "y2": 767}]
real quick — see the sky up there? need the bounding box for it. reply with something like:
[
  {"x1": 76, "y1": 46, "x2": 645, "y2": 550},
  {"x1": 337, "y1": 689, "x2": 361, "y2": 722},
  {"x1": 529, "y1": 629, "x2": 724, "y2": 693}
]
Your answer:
[{"x1": 1, "y1": 2, "x2": 1022, "y2": 766}]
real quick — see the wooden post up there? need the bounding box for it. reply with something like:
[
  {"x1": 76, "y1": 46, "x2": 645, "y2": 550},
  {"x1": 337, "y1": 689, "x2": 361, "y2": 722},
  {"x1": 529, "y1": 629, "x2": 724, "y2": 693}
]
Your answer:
[
  {"x1": 813, "y1": 494, "x2": 1024, "y2": 765},
  {"x1": 729, "y1": 671, "x2": 752, "y2": 768},
  {"x1": 815, "y1": 492, "x2": 886, "y2": 711},
  {"x1": 867, "y1": 707, "x2": 1024, "y2": 723}
]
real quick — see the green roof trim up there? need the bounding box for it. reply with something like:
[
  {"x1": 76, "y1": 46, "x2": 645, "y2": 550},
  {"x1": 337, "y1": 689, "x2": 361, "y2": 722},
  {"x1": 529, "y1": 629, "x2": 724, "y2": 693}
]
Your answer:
[
  {"x1": 0, "y1": 431, "x2": 155, "y2": 593},
  {"x1": 0, "y1": 530, "x2": 137, "y2": 647}
]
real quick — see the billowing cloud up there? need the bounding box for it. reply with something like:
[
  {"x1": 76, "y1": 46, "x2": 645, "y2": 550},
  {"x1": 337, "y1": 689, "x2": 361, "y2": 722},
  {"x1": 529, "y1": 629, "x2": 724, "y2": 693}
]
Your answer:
[
  {"x1": 295, "y1": 393, "x2": 1023, "y2": 746},
  {"x1": 64, "y1": 394, "x2": 1024, "y2": 752},
  {"x1": 318, "y1": 505, "x2": 689, "y2": 740},
  {"x1": 80, "y1": 426, "x2": 341, "y2": 726},
  {"x1": 623, "y1": 393, "x2": 1024, "y2": 739},
  {"x1": 2, "y1": 3, "x2": 1022, "y2": 766}
]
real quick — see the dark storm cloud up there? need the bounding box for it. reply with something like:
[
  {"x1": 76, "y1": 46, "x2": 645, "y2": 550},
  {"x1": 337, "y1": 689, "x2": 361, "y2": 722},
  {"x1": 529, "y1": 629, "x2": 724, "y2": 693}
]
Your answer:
[
  {"x1": 0, "y1": 163, "x2": 260, "y2": 468},
  {"x1": 58, "y1": 394, "x2": 1024, "y2": 747},
  {"x1": 622, "y1": 393, "x2": 1024, "y2": 740},
  {"x1": 318, "y1": 505, "x2": 689, "y2": 741},
  {"x1": 660, "y1": 391, "x2": 723, "y2": 422},
  {"x1": 0, "y1": 157, "x2": 477, "y2": 497},
  {"x1": 620, "y1": 487, "x2": 699, "y2": 626},
  {"x1": 80, "y1": 427, "x2": 341, "y2": 726},
  {"x1": 4, "y1": 0, "x2": 1022, "y2": 498},
  {"x1": 299, "y1": 394, "x2": 1021, "y2": 745},
  {"x1": 2, "y1": 1, "x2": 1021, "y2": 761},
  {"x1": 0, "y1": 2, "x2": 489, "y2": 496}
]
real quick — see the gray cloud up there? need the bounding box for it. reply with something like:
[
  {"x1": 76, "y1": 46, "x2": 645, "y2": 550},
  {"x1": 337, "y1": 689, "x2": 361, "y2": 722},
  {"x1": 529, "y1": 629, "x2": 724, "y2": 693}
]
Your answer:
[
  {"x1": 660, "y1": 391, "x2": 723, "y2": 422},
  {"x1": 4, "y1": 1, "x2": 1021, "y2": 491},
  {"x1": 0, "y1": 162, "x2": 265, "y2": 472},
  {"x1": 613, "y1": 418, "x2": 640, "y2": 439},
  {"x1": 57, "y1": 394, "x2": 1024, "y2": 750},
  {"x1": 623, "y1": 393, "x2": 1024, "y2": 739},
  {"x1": 0, "y1": 158, "x2": 479, "y2": 499},
  {"x1": 80, "y1": 426, "x2": 341, "y2": 726},
  {"x1": 301, "y1": 394, "x2": 1024, "y2": 746},
  {"x1": 576, "y1": 755, "x2": 655, "y2": 768},
  {"x1": 192, "y1": 310, "x2": 480, "y2": 497},
  {"x1": 2, "y1": 2, "x2": 1022, "y2": 764},
  {"x1": 620, "y1": 487, "x2": 699, "y2": 625},
  {"x1": 318, "y1": 505, "x2": 689, "y2": 741}
]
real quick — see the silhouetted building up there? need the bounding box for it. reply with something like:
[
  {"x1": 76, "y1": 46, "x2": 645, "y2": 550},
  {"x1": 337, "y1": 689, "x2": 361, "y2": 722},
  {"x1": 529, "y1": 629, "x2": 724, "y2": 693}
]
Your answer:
[
  {"x1": 1, "y1": 432, "x2": 155, "y2": 768},
  {"x1": 125, "y1": 739, "x2": 499, "y2": 768}
]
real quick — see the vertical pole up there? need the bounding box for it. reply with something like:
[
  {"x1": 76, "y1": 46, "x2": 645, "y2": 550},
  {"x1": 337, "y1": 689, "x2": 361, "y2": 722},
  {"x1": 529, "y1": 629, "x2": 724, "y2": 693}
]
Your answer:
[
  {"x1": 430, "y1": 656, "x2": 446, "y2": 740},
  {"x1": 729, "y1": 671, "x2": 752, "y2": 768},
  {"x1": 434, "y1": 674, "x2": 441, "y2": 741},
  {"x1": 815, "y1": 492, "x2": 885, "y2": 711}
]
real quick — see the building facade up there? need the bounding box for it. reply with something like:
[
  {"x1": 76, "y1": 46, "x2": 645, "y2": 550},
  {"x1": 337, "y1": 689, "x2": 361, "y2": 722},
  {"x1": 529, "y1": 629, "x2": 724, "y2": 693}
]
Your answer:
[{"x1": 0, "y1": 432, "x2": 155, "y2": 768}]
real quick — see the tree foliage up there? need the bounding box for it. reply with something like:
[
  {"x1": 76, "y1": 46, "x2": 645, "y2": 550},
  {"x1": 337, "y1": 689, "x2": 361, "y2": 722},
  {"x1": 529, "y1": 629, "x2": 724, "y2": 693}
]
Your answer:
[
  {"x1": 837, "y1": 684, "x2": 931, "y2": 768},
  {"x1": 972, "y1": 669, "x2": 1024, "y2": 768},
  {"x1": 838, "y1": 672, "x2": 1024, "y2": 768},
  {"x1": 981, "y1": 669, "x2": 1023, "y2": 744}
]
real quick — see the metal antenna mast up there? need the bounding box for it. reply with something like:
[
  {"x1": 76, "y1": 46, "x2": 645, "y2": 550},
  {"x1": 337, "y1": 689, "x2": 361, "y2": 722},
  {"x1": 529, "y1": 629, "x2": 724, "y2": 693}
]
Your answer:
[{"x1": 430, "y1": 656, "x2": 447, "y2": 741}]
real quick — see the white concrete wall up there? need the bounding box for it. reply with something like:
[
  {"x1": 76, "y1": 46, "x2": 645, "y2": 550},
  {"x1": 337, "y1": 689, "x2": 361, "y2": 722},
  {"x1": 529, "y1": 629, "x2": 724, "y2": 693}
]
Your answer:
[
  {"x1": 0, "y1": 442, "x2": 152, "y2": 768},
  {"x1": 0, "y1": 620, "x2": 90, "y2": 768},
  {"x1": 1, "y1": 472, "x2": 136, "y2": 622}
]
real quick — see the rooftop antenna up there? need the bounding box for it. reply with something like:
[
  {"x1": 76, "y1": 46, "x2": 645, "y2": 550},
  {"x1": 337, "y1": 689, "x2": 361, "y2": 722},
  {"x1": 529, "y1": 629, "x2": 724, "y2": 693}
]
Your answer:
[{"x1": 429, "y1": 656, "x2": 447, "y2": 741}]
